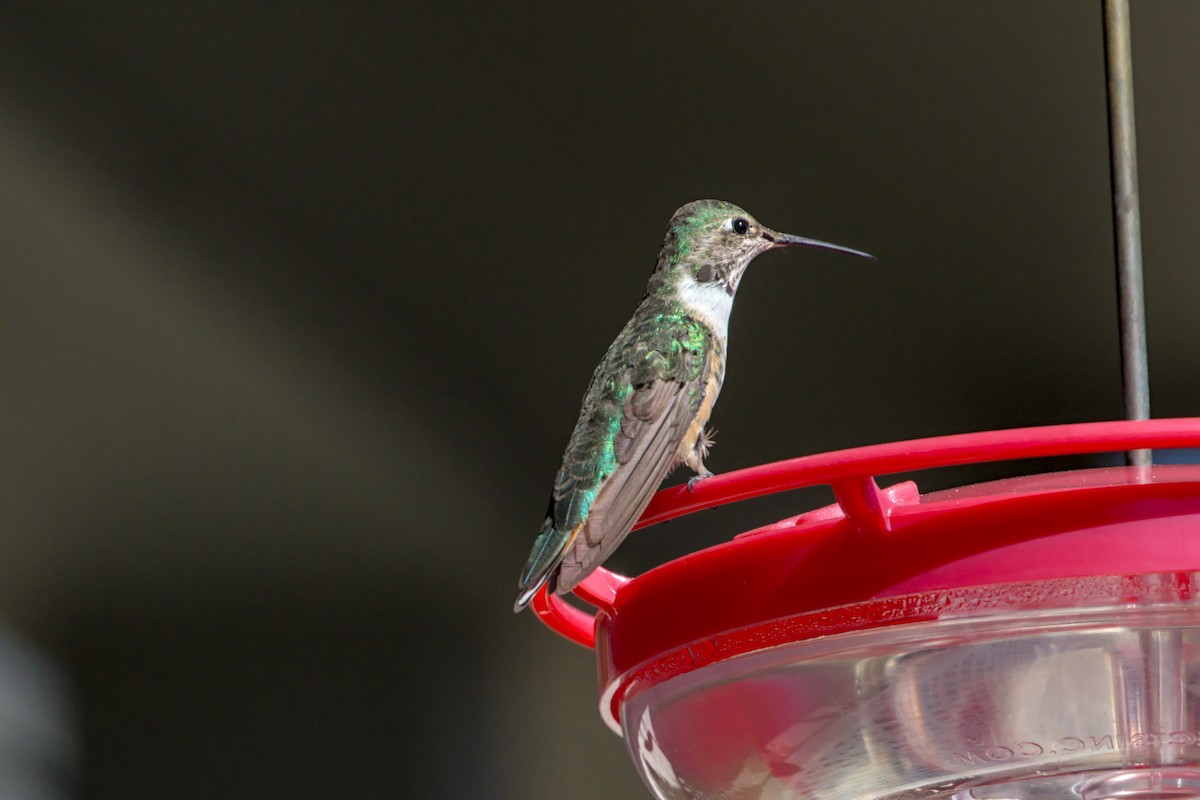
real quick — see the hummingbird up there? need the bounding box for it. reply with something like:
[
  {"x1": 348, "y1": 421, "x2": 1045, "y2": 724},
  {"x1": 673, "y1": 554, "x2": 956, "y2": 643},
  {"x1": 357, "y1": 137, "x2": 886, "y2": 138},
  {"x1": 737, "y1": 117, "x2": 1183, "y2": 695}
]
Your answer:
[{"x1": 514, "y1": 200, "x2": 873, "y2": 612}]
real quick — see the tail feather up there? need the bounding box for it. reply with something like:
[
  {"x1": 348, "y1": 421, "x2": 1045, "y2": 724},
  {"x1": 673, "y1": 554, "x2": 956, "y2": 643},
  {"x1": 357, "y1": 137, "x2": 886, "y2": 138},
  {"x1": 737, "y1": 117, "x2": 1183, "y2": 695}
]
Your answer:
[{"x1": 513, "y1": 513, "x2": 577, "y2": 613}]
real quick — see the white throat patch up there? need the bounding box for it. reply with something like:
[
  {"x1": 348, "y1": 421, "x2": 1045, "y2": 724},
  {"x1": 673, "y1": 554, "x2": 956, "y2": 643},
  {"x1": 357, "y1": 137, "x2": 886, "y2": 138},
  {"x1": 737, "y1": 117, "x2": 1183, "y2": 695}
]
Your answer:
[{"x1": 676, "y1": 273, "x2": 734, "y2": 341}]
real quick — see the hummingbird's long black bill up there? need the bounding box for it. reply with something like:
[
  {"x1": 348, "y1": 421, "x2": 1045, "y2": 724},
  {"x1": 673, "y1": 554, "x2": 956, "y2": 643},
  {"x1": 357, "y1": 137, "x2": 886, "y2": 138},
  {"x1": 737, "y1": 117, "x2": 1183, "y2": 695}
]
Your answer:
[{"x1": 772, "y1": 232, "x2": 876, "y2": 261}]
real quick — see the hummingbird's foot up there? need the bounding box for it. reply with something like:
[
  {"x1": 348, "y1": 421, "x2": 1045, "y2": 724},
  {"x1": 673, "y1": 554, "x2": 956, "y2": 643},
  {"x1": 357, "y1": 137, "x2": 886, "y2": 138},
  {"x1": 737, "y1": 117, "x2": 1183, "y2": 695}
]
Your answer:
[
  {"x1": 686, "y1": 469, "x2": 714, "y2": 493},
  {"x1": 684, "y1": 429, "x2": 715, "y2": 492}
]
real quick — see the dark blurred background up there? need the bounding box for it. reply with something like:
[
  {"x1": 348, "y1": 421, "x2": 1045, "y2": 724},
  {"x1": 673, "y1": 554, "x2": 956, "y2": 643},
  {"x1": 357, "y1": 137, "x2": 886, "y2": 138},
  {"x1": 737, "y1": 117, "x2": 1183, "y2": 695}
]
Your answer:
[{"x1": 0, "y1": 1, "x2": 1196, "y2": 797}]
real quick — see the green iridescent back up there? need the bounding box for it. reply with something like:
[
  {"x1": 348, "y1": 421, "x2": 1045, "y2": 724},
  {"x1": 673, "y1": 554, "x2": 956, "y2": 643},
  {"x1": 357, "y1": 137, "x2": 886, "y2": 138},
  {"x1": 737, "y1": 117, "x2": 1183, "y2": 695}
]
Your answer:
[{"x1": 551, "y1": 293, "x2": 714, "y2": 534}]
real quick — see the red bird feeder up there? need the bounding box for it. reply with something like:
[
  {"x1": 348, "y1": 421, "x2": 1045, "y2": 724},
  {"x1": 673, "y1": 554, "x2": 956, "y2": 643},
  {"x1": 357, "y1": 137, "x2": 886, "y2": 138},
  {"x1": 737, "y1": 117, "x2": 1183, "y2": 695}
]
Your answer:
[{"x1": 531, "y1": 420, "x2": 1200, "y2": 799}]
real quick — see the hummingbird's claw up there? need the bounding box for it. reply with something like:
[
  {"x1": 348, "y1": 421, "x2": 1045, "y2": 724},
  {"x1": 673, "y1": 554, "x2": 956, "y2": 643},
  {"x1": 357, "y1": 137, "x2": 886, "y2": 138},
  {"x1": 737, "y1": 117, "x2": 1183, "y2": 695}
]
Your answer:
[{"x1": 687, "y1": 470, "x2": 715, "y2": 493}]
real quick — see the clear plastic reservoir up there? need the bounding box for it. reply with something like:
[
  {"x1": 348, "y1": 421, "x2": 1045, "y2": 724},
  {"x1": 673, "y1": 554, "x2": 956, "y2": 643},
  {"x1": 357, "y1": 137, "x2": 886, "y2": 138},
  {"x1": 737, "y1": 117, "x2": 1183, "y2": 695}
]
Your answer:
[{"x1": 621, "y1": 573, "x2": 1200, "y2": 800}]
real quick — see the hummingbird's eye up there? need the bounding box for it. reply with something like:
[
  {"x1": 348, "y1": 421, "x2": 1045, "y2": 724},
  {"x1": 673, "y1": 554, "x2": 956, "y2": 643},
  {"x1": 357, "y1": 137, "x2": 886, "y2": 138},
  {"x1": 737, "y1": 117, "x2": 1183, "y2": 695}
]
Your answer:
[{"x1": 731, "y1": 218, "x2": 750, "y2": 235}]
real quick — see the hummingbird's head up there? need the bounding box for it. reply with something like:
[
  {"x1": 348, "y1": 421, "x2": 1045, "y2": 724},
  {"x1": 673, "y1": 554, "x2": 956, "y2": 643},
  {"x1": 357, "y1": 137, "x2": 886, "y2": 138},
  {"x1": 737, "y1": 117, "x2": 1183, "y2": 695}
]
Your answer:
[{"x1": 651, "y1": 199, "x2": 873, "y2": 299}]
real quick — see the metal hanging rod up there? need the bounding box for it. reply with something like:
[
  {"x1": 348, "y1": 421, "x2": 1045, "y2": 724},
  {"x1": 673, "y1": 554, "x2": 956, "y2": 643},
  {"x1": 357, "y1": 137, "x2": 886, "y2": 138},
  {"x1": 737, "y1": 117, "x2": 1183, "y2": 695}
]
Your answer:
[{"x1": 1102, "y1": 0, "x2": 1151, "y2": 468}]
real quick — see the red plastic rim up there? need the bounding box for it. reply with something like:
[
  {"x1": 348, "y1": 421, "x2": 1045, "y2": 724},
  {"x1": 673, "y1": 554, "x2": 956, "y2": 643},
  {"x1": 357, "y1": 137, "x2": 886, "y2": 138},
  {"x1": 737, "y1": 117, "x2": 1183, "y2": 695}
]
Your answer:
[{"x1": 528, "y1": 418, "x2": 1200, "y2": 726}]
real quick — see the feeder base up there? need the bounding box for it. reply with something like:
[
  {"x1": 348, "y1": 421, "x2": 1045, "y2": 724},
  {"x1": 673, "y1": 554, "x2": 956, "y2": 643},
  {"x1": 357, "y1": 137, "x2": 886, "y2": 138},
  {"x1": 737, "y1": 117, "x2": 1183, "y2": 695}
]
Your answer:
[{"x1": 621, "y1": 574, "x2": 1200, "y2": 799}]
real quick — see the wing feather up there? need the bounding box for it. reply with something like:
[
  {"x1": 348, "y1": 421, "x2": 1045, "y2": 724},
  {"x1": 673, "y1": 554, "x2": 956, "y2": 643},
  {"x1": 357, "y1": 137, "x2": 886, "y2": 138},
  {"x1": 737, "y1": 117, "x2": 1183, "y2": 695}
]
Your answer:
[
  {"x1": 555, "y1": 377, "x2": 697, "y2": 592},
  {"x1": 516, "y1": 313, "x2": 720, "y2": 608}
]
